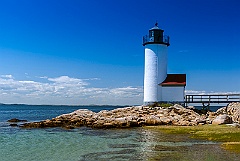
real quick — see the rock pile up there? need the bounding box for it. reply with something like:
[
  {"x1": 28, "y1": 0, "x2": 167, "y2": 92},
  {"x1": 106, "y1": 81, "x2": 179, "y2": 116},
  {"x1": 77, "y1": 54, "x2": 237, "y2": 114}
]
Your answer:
[
  {"x1": 20, "y1": 103, "x2": 240, "y2": 129},
  {"x1": 21, "y1": 104, "x2": 206, "y2": 129}
]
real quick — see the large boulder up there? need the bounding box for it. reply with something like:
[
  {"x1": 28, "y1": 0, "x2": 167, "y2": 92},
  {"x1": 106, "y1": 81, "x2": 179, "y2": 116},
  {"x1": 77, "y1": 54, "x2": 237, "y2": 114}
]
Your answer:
[
  {"x1": 145, "y1": 115, "x2": 162, "y2": 125},
  {"x1": 160, "y1": 117, "x2": 171, "y2": 125},
  {"x1": 226, "y1": 102, "x2": 240, "y2": 123},
  {"x1": 214, "y1": 103, "x2": 240, "y2": 124},
  {"x1": 212, "y1": 114, "x2": 232, "y2": 125}
]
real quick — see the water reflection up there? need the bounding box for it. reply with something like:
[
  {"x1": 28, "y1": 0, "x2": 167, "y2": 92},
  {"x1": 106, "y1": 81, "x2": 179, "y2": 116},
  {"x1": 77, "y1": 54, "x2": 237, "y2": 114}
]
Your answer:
[
  {"x1": 77, "y1": 127, "x2": 240, "y2": 160},
  {"x1": 137, "y1": 127, "x2": 240, "y2": 161}
]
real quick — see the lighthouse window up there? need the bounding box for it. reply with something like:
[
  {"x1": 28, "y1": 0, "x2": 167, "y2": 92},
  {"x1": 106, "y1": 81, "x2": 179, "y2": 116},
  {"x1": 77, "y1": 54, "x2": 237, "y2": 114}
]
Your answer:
[{"x1": 151, "y1": 31, "x2": 154, "y2": 37}]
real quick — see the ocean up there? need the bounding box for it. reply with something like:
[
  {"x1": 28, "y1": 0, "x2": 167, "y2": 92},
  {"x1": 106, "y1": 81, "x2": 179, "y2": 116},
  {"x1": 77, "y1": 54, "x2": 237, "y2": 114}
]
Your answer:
[{"x1": 0, "y1": 104, "x2": 239, "y2": 161}]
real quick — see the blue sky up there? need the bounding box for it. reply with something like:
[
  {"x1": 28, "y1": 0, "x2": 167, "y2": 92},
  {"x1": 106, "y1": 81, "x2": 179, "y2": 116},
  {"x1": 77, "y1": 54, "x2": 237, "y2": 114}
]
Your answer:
[{"x1": 0, "y1": 0, "x2": 239, "y2": 105}]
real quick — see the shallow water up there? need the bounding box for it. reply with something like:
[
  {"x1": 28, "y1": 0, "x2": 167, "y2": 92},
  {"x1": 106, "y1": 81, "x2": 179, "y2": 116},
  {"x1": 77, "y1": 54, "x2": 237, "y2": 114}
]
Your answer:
[
  {"x1": 0, "y1": 105, "x2": 239, "y2": 161},
  {"x1": 1, "y1": 127, "x2": 240, "y2": 161}
]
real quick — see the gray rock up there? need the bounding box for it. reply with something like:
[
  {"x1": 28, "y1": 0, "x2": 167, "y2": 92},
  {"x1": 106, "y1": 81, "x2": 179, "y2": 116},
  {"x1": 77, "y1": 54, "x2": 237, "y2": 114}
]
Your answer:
[
  {"x1": 212, "y1": 114, "x2": 232, "y2": 125},
  {"x1": 8, "y1": 118, "x2": 27, "y2": 122}
]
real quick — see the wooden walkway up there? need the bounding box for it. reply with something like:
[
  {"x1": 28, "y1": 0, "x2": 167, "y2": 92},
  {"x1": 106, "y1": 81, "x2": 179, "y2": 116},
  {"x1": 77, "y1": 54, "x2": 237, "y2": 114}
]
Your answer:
[{"x1": 185, "y1": 94, "x2": 240, "y2": 106}]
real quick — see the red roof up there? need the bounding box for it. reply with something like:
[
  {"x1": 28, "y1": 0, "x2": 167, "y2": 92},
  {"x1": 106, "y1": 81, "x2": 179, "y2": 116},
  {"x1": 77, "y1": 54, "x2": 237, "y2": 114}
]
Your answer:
[{"x1": 160, "y1": 74, "x2": 186, "y2": 86}]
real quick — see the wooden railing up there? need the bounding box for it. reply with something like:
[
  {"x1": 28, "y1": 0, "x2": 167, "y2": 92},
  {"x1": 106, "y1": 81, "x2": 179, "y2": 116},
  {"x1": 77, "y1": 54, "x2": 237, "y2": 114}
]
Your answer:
[{"x1": 185, "y1": 94, "x2": 240, "y2": 104}]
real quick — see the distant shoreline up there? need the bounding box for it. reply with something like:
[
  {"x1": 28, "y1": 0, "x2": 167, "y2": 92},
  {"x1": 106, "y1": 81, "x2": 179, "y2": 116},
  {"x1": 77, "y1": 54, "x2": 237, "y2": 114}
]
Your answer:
[{"x1": 0, "y1": 103, "x2": 129, "y2": 107}]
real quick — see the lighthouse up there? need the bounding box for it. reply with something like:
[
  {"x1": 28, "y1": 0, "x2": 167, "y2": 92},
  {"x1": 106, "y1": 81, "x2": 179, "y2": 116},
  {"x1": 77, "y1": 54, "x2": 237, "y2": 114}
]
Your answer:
[{"x1": 143, "y1": 23, "x2": 186, "y2": 104}]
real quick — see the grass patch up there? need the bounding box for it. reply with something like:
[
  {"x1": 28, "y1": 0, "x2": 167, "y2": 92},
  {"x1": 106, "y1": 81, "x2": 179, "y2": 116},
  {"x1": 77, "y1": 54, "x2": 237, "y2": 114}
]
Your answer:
[
  {"x1": 149, "y1": 102, "x2": 173, "y2": 108},
  {"x1": 222, "y1": 142, "x2": 240, "y2": 153},
  {"x1": 145, "y1": 125, "x2": 240, "y2": 153}
]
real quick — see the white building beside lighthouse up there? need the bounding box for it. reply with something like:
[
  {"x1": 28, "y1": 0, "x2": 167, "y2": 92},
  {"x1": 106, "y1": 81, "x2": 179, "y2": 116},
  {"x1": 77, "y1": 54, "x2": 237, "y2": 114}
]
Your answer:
[{"x1": 143, "y1": 23, "x2": 186, "y2": 104}]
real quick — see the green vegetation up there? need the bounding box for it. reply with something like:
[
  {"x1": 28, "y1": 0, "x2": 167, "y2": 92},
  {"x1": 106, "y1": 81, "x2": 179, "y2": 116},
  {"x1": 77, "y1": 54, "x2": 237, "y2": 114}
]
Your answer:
[
  {"x1": 145, "y1": 125, "x2": 240, "y2": 153},
  {"x1": 149, "y1": 102, "x2": 173, "y2": 108},
  {"x1": 222, "y1": 142, "x2": 240, "y2": 153}
]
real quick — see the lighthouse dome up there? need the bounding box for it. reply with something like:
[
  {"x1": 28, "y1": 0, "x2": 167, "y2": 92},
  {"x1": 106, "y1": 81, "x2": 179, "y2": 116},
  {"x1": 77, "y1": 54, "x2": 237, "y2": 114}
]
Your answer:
[
  {"x1": 143, "y1": 23, "x2": 170, "y2": 46},
  {"x1": 150, "y1": 25, "x2": 160, "y2": 30}
]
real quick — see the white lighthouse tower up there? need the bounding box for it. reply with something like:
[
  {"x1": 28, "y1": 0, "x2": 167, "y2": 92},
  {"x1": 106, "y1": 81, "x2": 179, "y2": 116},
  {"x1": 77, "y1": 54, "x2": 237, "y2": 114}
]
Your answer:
[{"x1": 143, "y1": 23, "x2": 170, "y2": 104}]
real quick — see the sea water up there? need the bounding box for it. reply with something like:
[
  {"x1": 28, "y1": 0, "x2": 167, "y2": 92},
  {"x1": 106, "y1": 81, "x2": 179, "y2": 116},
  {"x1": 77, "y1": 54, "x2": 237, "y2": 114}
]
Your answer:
[{"x1": 0, "y1": 104, "x2": 239, "y2": 161}]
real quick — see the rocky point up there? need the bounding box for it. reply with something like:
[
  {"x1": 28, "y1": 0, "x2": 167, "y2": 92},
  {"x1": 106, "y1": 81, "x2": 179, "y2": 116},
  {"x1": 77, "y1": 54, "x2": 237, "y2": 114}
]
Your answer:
[{"x1": 20, "y1": 103, "x2": 240, "y2": 129}]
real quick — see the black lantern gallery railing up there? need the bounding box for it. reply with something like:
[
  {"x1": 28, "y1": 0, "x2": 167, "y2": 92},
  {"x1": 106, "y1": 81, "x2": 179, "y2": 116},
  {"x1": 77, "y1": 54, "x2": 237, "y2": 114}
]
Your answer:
[{"x1": 143, "y1": 35, "x2": 170, "y2": 46}]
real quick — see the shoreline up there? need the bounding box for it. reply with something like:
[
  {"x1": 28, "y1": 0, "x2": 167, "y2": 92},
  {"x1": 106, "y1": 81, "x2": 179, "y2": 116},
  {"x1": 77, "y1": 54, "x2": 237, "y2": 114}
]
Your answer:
[{"x1": 2, "y1": 103, "x2": 240, "y2": 159}]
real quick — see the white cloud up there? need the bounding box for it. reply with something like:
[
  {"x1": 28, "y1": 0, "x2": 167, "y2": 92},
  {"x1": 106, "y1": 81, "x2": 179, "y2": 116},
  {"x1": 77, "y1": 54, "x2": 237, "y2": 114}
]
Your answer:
[
  {"x1": 185, "y1": 90, "x2": 207, "y2": 95},
  {"x1": 83, "y1": 78, "x2": 101, "y2": 81},
  {"x1": 38, "y1": 76, "x2": 48, "y2": 79},
  {"x1": 0, "y1": 75, "x2": 143, "y2": 105},
  {"x1": 1, "y1": 75, "x2": 14, "y2": 79},
  {"x1": 110, "y1": 86, "x2": 142, "y2": 97},
  {"x1": 48, "y1": 76, "x2": 85, "y2": 84}
]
